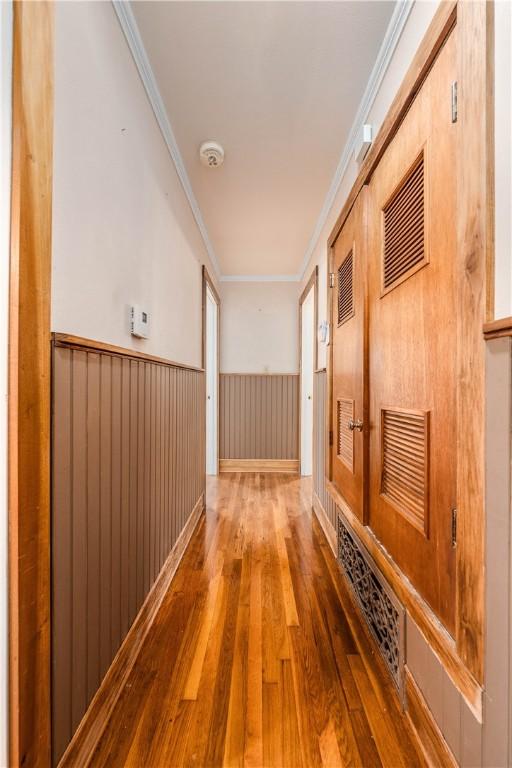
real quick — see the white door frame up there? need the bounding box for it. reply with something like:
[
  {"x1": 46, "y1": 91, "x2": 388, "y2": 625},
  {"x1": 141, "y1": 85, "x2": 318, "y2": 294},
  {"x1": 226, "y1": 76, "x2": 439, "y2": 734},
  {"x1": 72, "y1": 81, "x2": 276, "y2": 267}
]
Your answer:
[
  {"x1": 299, "y1": 267, "x2": 318, "y2": 477},
  {"x1": 202, "y1": 267, "x2": 220, "y2": 476}
]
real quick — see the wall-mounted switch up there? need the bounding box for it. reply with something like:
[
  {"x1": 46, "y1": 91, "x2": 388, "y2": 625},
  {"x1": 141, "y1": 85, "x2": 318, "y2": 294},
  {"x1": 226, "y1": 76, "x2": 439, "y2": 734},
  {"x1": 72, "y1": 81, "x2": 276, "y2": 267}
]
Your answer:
[{"x1": 130, "y1": 305, "x2": 150, "y2": 339}]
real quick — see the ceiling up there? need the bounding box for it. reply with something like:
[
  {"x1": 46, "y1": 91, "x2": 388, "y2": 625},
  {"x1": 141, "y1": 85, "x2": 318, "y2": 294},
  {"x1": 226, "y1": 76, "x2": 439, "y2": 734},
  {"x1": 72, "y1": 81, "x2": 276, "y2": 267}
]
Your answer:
[{"x1": 131, "y1": 1, "x2": 396, "y2": 278}]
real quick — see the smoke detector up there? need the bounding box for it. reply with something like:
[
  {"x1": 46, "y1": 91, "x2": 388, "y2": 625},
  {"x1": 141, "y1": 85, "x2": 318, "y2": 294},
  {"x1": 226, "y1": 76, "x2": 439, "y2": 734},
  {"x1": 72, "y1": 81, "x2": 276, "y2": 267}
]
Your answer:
[{"x1": 199, "y1": 141, "x2": 225, "y2": 168}]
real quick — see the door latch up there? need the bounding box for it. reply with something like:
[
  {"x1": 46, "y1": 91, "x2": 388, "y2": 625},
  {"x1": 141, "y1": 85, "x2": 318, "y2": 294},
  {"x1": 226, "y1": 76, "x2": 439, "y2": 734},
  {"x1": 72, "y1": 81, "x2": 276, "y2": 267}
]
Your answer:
[
  {"x1": 451, "y1": 507, "x2": 457, "y2": 547},
  {"x1": 451, "y1": 81, "x2": 458, "y2": 123}
]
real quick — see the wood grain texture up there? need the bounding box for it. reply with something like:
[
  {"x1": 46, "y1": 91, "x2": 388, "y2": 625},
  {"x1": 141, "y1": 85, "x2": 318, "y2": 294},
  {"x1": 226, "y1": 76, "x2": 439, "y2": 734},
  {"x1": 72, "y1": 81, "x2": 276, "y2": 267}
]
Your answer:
[
  {"x1": 367, "y1": 28, "x2": 457, "y2": 633},
  {"x1": 79, "y1": 473, "x2": 424, "y2": 768},
  {"x1": 455, "y1": 0, "x2": 492, "y2": 683},
  {"x1": 331, "y1": 189, "x2": 367, "y2": 523},
  {"x1": 53, "y1": 333, "x2": 204, "y2": 372},
  {"x1": 8, "y1": 3, "x2": 54, "y2": 765},
  {"x1": 483, "y1": 315, "x2": 512, "y2": 339},
  {"x1": 57, "y1": 494, "x2": 204, "y2": 768},
  {"x1": 405, "y1": 669, "x2": 457, "y2": 768},
  {"x1": 52, "y1": 342, "x2": 206, "y2": 764},
  {"x1": 219, "y1": 459, "x2": 299, "y2": 473},
  {"x1": 220, "y1": 374, "x2": 299, "y2": 460}
]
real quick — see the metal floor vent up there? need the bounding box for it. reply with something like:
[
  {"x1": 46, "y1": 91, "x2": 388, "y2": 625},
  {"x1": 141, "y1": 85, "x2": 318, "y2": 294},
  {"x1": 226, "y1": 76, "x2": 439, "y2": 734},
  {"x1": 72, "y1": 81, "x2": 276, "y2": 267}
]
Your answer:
[{"x1": 337, "y1": 514, "x2": 405, "y2": 696}]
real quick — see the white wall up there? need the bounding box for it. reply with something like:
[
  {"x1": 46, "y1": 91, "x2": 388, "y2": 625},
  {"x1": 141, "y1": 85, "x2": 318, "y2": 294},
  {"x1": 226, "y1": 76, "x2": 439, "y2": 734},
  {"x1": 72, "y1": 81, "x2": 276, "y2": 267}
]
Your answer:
[
  {"x1": 220, "y1": 281, "x2": 298, "y2": 373},
  {"x1": 0, "y1": 3, "x2": 12, "y2": 765},
  {"x1": 494, "y1": 0, "x2": 512, "y2": 319},
  {"x1": 300, "y1": 1, "x2": 440, "y2": 369},
  {"x1": 52, "y1": 1, "x2": 218, "y2": 368}
]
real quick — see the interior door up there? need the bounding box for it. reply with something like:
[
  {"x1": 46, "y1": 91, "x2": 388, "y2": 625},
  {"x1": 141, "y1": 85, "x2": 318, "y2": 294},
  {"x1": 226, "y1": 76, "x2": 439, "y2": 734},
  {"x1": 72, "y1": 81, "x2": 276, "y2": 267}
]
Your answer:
[
  {"x1": 331, "y1": 189, "x2": 366, "y2": 522},
  {"x1": 367, "y1": 29, "x2": 457, "y2": 632}
]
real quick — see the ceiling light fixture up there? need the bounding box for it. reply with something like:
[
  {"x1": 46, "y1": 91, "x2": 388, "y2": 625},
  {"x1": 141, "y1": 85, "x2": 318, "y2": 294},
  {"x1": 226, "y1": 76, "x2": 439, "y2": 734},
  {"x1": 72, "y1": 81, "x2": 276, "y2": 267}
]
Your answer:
[{"x1": 199, "y1": 141, "x2": 225, "y2": 168}]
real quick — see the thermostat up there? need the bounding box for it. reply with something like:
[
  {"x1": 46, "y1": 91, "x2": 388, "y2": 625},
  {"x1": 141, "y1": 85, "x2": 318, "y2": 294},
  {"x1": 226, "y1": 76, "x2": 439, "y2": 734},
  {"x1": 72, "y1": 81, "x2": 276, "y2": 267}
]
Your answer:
[{"x1": 130, "y1": 305, "x2": 150, "y2": 339}]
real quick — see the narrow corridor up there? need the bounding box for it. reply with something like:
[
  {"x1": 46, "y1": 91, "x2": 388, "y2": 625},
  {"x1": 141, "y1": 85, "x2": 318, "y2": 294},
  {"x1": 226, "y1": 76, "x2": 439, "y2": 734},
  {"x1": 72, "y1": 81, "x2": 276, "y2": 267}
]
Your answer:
[{"x1": 87, "y1": 474, "x2": 422, "y2": 767}]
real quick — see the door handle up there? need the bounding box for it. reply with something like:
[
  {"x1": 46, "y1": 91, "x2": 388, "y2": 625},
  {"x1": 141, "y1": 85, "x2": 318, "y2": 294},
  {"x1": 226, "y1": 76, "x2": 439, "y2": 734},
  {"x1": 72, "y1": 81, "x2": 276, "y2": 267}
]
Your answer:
[{"x1": 348, "y1": 419, "x2": 364, "y2": 432}]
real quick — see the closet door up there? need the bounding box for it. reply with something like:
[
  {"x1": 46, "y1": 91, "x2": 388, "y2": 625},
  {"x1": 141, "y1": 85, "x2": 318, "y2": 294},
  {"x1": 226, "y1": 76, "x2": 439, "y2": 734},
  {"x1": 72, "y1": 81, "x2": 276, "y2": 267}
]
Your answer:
[
  {"x1": 367, "y1": 30, "x2": 457, "y2": 632},
  {"x1": 331, "y1": 189, "x2": 366, "y2": 522}
]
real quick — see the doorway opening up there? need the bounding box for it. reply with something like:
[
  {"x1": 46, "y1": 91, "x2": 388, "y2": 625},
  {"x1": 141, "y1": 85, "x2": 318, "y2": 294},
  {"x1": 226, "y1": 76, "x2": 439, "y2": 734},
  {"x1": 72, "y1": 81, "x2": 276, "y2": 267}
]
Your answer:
[
  {"x1": 299, "y1": 267, "x2": 318, "y2": 476},
  {"x1": 203, "y1": 267, "x2": 220, "y2": 476}
]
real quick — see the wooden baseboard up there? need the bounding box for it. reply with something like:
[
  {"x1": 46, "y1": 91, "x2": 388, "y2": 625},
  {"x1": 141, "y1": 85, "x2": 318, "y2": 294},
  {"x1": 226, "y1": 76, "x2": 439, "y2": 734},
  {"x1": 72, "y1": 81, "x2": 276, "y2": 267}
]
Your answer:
[
  {"x1": 219, "y1": 458, "x2": 299, "y2": 473},
  {"x1": 405, "y1": 668, "x2": 457, "y2": 768},
  {"x1": 58, "y1": 493, "x2": 205, "y2": 768},
  {"x1": 312, "y1": 492, "x2": 337, "y2": 556}
]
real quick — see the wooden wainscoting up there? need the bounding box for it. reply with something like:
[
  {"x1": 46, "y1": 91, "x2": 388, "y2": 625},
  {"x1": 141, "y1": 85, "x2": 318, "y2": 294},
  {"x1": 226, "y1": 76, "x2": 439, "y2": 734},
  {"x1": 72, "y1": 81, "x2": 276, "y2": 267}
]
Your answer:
[
  {"x1": 51, "y1": 336, "x2": 206, "y2": 765},
  {"x1": 219, "y1": 373, "x2": 299, "y2": 470}
]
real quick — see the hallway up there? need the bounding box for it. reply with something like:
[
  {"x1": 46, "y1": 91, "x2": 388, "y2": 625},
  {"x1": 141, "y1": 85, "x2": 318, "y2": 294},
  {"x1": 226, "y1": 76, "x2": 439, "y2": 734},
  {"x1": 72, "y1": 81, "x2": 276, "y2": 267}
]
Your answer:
[{"x1": 87, "y1": 474, "x2": 422, "y2": 768}]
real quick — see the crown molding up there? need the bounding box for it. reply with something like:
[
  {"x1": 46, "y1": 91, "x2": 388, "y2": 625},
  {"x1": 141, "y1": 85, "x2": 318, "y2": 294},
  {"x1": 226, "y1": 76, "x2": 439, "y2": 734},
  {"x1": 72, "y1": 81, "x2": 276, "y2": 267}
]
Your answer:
[
  {"x1": 299, "y1": 0, "x2": 415, "y2": 280},
  {"x1": 112, "y1": 0, "x2": 222, "y2": 279},
  {"x1": 113, "y1": 0, "x2": 414, "y2": 285},
  {"x1": 220, "y1": 274, "x2": 301, "y2": 283}
]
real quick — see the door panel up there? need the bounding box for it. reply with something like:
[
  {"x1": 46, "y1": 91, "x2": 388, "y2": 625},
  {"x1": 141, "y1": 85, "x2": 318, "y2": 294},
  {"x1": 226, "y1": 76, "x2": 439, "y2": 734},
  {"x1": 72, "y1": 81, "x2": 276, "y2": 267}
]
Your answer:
[
  {"x1": 331, "y1": 190, "x2": 366, "y2": 522},
  {"x1": 367, "y1": 30, "x2": 457, "y2": 633}
]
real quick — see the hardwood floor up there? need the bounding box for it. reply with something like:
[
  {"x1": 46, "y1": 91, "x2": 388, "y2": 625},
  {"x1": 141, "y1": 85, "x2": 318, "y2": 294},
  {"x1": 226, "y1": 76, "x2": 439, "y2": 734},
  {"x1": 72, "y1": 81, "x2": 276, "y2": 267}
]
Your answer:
[{"x1": 89, "y1": 473, "x2": 423, "y2": 767}]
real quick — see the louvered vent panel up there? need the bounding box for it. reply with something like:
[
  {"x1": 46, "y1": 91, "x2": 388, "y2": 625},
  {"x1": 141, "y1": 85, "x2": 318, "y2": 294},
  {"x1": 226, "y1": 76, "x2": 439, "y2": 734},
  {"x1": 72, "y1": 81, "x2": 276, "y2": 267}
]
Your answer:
[
  {"x1": 337, "y1": 398, "x2": 354, "y2": 472},
  {"x1": 337, "y1": 251, "x2": 354, "y2": 326},
  {"x1": 383, "y1": 155, "x2": 425, "y2": 291},
  {"x1": 381, "y1": 409, "x2": 428, "y2": 533}
]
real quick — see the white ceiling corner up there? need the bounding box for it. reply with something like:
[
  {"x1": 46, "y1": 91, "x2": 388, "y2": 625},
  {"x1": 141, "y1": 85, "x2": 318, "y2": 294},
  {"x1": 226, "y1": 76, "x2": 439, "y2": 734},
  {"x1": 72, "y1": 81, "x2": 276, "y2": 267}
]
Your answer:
[
  {"x1": 112, "y1": 0, "x2": 222, "y2": 280},
  {"x1": 114, "y1": 0, "x2": 412, "y2": 283},
  {"x1": 298, "y1": 0, "x2": 414, "y2": 281}
]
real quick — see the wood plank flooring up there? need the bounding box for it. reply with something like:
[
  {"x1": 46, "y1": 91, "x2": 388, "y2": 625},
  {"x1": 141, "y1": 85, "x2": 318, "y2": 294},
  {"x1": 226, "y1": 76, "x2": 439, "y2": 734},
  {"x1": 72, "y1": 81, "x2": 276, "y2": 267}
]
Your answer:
[{"x1": 89, "y1": 473, "x2": 423, "y2": 767}]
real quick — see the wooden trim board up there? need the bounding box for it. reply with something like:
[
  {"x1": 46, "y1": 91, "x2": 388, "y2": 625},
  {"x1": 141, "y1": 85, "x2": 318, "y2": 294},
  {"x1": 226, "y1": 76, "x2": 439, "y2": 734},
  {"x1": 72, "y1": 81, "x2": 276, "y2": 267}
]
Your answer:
[
  {"x1": 58, "y1": 493, "x2": 205, "y2": 768},
  {"x1": 220, "y1": 372, "x2": 299, "y2": 377},
  {"x1": 405, "y1": 668, "x2": 458, "y2": 768},
  {"x1": 483, "y1": 315, "x2": 512, "y2": 340},
  {"x1": 53, "y1": 333, "x2": 204, "y2": 372},
  {"x1": 327, "y1": 479, "x2": 482, "y2": 719},
  {"x1": 219, "y1": 459, "x2": 299, "y2": 474},
  {"x1": 455, "y1": 0, "x2": 493, "y2": 683},
  {"x1": 312, "y1": 492, "x2": 337, "y2": 556},
  {"x1": 9, "y1": 3, "x2": 54, "y2": 765}
]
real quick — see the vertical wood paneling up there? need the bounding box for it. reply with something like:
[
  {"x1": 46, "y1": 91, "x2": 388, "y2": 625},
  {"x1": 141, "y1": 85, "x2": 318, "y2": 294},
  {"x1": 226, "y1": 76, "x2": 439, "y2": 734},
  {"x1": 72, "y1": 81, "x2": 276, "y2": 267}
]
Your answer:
[
  {"x1": 71, "y1": 351, "x2": 87, "y2": 732},
  {"x1": 219, "y1": 374, "x2": 299, "y2": 460},
  {"x1": 51, "y1": 348, "x2": 72, "y2": 762},
  {"x1": 313, "y1": 371, "x2": 337, "y2": 530},
  {"x1": 52, "y1": 344, "x2": 205, "y2": 764},
  {"x1": 86, "y1": 353, "x2": 101, "y2": 703},
  {"x1": 99, "y1": 354, "x2": 112, "y2": 680}
]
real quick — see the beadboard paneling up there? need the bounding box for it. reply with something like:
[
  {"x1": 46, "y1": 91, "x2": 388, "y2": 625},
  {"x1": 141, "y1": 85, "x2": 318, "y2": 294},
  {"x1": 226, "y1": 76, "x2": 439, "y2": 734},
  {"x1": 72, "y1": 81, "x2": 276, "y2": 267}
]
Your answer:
[
  {"x1": 313, "y1": 370, "x2": 337, "y2": 529},
  {"x1": 219, "y1": 374, "x2": 299, "y2": 460},
  {"x1": 51, "y1": 343, "x2": 205, "y2": 764}
]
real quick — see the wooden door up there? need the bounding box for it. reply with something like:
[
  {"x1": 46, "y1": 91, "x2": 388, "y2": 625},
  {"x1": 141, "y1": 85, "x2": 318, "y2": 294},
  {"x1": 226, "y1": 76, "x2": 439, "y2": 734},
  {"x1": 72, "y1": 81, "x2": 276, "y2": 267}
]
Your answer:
[
  {"x1": 367, "y1": 30, "x2": 457, "y2": 633},
  {"x1": 331, "y1": 189, "x2": 366, "y2": 522}
]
